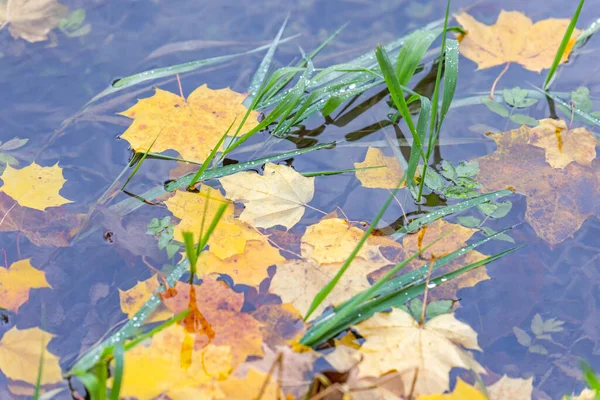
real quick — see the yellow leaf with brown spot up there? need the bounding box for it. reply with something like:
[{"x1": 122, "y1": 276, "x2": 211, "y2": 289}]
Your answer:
[
  {"x1": 354, "y1": 147, "x2": 405, "y2": 189},
  {"x1": 196, "y1": 239, "x2": 285, "y2": 286},
  {"x1": 119, "y1": 275, "x2": 172, "y2": 323},
  {"x1": 476, "y1": 121, "x2": 599, "y2": 245},
  {"x1": 0, "y1": 162, "x2": 72, "y2": 211},
  {"x1": 119, "y1": 85, "x2": 259, "y2": 162},
  {"x1": 0, "y1": 0, "x2": 68, "y2": 43},
  {"x1": 0, "y1": 327, "x2": 63, "y2": 385},
  {"x1": 354, "y1": 308, "x2": 483, "y2": 397},
  {"x1": 219, "y1": 163, "x2": 315, "y2": 230},
  {"x1": 0, "y1": 259, "x2": 51, "y2": 312},
  {"x1": 418, "y1": 378, "x2": 486, "y2": 400},
  {"x1": 251, "y1": 303, "x2": 307, "y2": 346},
  {"x1": 486, "y1": 375, "x2": 533, "y2": 400},
  {"x1": 160, "y1": 278, "x2": 264, "y2": 366},
  {"x1": 219, "y1": 368, "x2": 286, "y2": 400},
  {"x1": 456, "y1": 10, "x2": 581, "y2": 72},
  {"x1": 115, "y1": 323, "x2": 232, "y2": 400}
]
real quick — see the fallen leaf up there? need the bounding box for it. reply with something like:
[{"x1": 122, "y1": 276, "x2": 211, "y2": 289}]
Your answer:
[
  {"x1": 219, "y1": 368, "x2": 286, "y2": 400},
  {"x1": 250, "y1": 303, "x2": 307, "y2": 346},
  {"x1": 0, "y1": 0, "x2": 69, "y2": 42},
  {"x1": 353, "y1": 308, "x2": 483, "y2": 396},
  {"x1": 354, "y1": 147, "x2": 405, "y2": 189},
  {"x1": 118, "y1": 274, "x2": 173, "y2": 323},
  {"x1": 0, "y1": 327, "x2": 62, "y2": 385},
  {"x1": 0, "y1": 258, "x2": 51, "y2": 312},
  {"x1": 119, "y1": 85, "x2": 258, "y2": 162},
  {"x1": 565, "y1": 389, "x2": 598, "y2": 400},
  {"x1": 486, "y1": 375, "x2": 533, "y2": 400},
  {"x1": 160, "y1": 278, "x2": 264, "y2": 366},
  {"x1": 456, "y1": 10, "x2": 581, "y2": 72},
  {"x1": 0, "y1": 162, "x2": 72, "y2": 211},
  {"x1": 0, "y1": 192, "x2": 81, "y2": 247},
  {"x1": 418, "y1": 378, "x2": 486, "y2": 399},
  {"x1": 116, "y1": 323, "x2": 232, "y2": 400},
  {"x1": 219, "y1": 163, "x2": 315, "y2": 230},
  {"x1": 476, "y1": 121, "x2": 599, "y2": 245}
]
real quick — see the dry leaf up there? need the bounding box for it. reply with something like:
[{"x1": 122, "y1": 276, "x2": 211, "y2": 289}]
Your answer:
[
  {"x1": 0, "y1": 258, "x2": 51, "y2": 312},
  {"x1": 0, "y1": 327, "x2": 62, "y2": 385},
  {"x1": 476, "y1": 121, "x2": 599, "y2": 245},
  {"x1": 219, "y1": 163, "x2": 315, "y2": 230},
  {"x1": 354, "y1": 147, "x2": 405, "y2": 189},
  {"x1": 418, "y1": 378, "x2": 486, "y2": 399},
  {"x1": 0, "y1": 162, "x2": 72, "y2": 211},
  {"x1": 456, "y1": 10, "x2": 581, "y2": 72},
  {"x1": 0, "y1": 0, "x2": 68, "y2": 42},
  {"x1": 486, "y1": 375, "x2": 533, "y2": 400},
  {"x1": 119, "y1": 85, "x2": 259, "y2": 162},
  {"x1": 118, "y1": 274, "x2": 173, "y2": 323},
  {"x1": 353, "y1": 308, "x2": 483, "y2": 397}
]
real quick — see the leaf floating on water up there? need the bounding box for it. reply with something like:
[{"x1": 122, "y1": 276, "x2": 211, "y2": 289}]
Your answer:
[
  {"x1": 118, "y1": 274, "x2": 172, "y2": 323},
  {"x1": 476, "y1": 120, "x2": 599, "y2": 245},
  {"x1": 119, "y1": 85, "x2": 259, "y2": 163},
  {"x1": 417, "y1": 378, "x2": 487, "y2": 399},
  {"x1": 0, "y1": 327, "x2": 62, "y2": 386},
  {"x1": 0, "y1": 259, "x2": 51, "y2": 313},
  {"x1": 219, "y1": 368, "x2": 285, "y2": 400},
  {"x1": 0, "y1": 0, "x2": 69, "y2": 43},
  {"x1": 486, "y1": 375, "x2": 533, "y2": 400},
  {"x1": 353, "y1": 147, "x2": 405, "y2": 189},
  {"x1": 456, "y1": 10, "x2": 581, "y2": 72},
  {"x1": 353, "y1": 308, "x2": 483, "y2": 397},
  {"x1": 0, "y1": 162, "x2": 72, "y2": 211},
  {"x1": 219, "y1": 163, "x2": 315, "y2": 230}
]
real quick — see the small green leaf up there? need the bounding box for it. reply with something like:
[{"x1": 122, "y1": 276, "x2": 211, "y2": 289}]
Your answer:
[
  {"x1": 425, "y1": 300, "x2": 453, "y2": 318},
  {"x1": 481, "y1": 227, "x2": 515, "y2": 243},
  {"x1": 157, "y1": 233, "x2": 171, "y2": 250},
  {"x1": 418, "y1": 165, "x2": 445, "y2": 192},
  {"x1": 443, "y1": 186, "x2": 479, "y2": 199},
  {"x1": 571, "y1": 86, "x2": 593, "y2": 113},
  {"x1": 531, "y1": 313, "x2": 544, "y2": 336},
  {"x1": 513, "y1": 327, "x2": 532, "y2": 347},
  {"x1": 454, "y1": 177, "x2": 481, "y2": 189},
  {"x1": 146, "y1": 218, "x2": 161, "y2": 235},
  {"x1": 479, "y1": 201, "x2": 512, "y2": 218},
  {"x1": 503, "y1": 87, "x2": 538, "y2": 108},
  {"x1": 0, "y1": 153, "x2": 19, "y2": 166},
  {"x1": 457, "y1": 216, "x2": 481, "y2": 228},
  {"x1": 482, "y1": 97, "x2": 509, "y2": 117},
  {"x1": 160, "y1": 216, "x2": 172, "y2": 228},
  {"x1": 542, "y1": 318, "x2": 565, "y2": 333},
  {"x1": 409, "y1": 298, "x2": 423, "y2": 319},
  {"x1": 59, "y1": 9, "x2": 86, "y2": 32},
  {"x1": 440, "y1": 160, "x2": 456, "y2": 180},
  {"x1": 536, "y1": 334, "x2": 553, "y2": 341},
  {"x1": 528, "y1": 344, "x2": 548, "y2": 355},
  {"x1": 455, "y1": 161, "x2": 479, "y2": 178},
  {"x1": 510, "y1": 114, "x2": 539, "y2": 126},
  {"x1": 0, "y1": 137, "x2": 28, "y2": 151},
  {"x1": 166, "y1": 243, "x2": 180, "y2": 259}
]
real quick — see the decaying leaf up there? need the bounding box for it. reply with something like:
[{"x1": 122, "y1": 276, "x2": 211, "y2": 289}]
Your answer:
[
  {"x1": 0, "y1": 327, "x2": 62, "y2": 386},
  {"x1": 0, "y1": 162, "x2": 72, "y2": 211},
  {"x1": 160, "y1": 278, "x2": 264, "y2": 366},
  {"x1": 456, "y1": 10, "x2": 581, "y2": 72},
  {"x1": 0, "y1": 258, "x2": 51, "y2": 312},
  {"x1": 353, "y1": 308, "x2": 483, "y2": 396},
  {"x1": 354, "y1": 147, "x2": 405, "y2": 189},
  {"x1": 115, "y1": 323, "x2": 232, "y2": 400},
  {"x1": 219, "y1": 163, "x2": 315, "y2": 230},
  {"x1": 417, "y1": 378, "x2": 486, "y2": 399},
  {"x1": 486, "y1": 375, "x2": 533, "y2": 400},
  {"x1": 0, "y1": 0, "x2": 69, "y2": 43},
  {"x1": 476, "y1": 120, "x2": 599, "y2": 245},
  {"x1": 118, "y1": 274, "x2": 173, "y2": 323},
  {"x1": 119, "y1": 85, "x2": 259, "y2": 162},
  {"x1": 250, "y1": 303, "x2": 307, "y2": 346}
]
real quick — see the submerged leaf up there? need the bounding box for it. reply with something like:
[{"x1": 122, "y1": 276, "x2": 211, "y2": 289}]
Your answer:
[
  {"x1": 353, "y1": 147, "x2": 405, "y2": 189},
  {"x1": 0, "y1": 0, "x2": 69, "y2": 43},
  {"x1": 119, "y1": 275, "x2": 172, "y2": 323},
  {"x1": 0, "y1": 259, "x2": 51, "y2": 312}
]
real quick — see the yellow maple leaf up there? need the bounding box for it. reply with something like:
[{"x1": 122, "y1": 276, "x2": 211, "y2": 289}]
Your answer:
[
  {"x1": 418, "y1": 378, "x2": 486, "y2": 400},
  {"x1": 486, "y1": 375, "x2": 533, "y2": 400},
  {"x1": 219, "y1": 368, "x2": 286, "y2": 400},
  {"x1": 250, "y1": 303, "x2": 306, "y2": 347},
  {"x1": 0, "y1": 327, "x2": 63, "y2": 385},
  {"x1": 118, "y1": 274, "x2": 173, "y2": 323},
  {"x1": 354, "y1": 147, "x2": 405, "y2": 189},
  {"x1": 115, "y1": 323, "x2": 232, "y2": 400},
  {"x1": 119, "y1": 85, "x2": 259, "y2": 163},
  {"x1": 219, "y1": 163, "x2": 315, "y2": 230},
  {"x1": 476, "y1": 121, "x2": 599, "y2": 245},
  {"x1": 353, "y1": 308, "x2": 483, "y2": 397},
  {"x1": 0, "y1": 0, "x2": 68, "y2": 43},
  {"x1": 0, "y1": 162, "x2": 72, "y2": 211},
  {"x1": 456, "y1": 10, "x2": 581, "y2": 72},
  {"x1": 0, "y1": 258, "x2": 51, "y2": 312}
]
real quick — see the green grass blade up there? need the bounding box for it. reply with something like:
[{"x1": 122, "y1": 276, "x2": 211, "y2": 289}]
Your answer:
[
  {"x1": 530, "y1": 86, "x2": 600, "y2": 131},
  {"x1": 121, "y1": 132, "x2": 160, "y2": 190},
  {"x1": 301, "y1": 165, "x2": 383, "y2": 177},
  {"x1": 395, "y1": 29, "x2": 440, "y2": 84},
  {"x1": 439, "y1": 39, "x2": 459, "y2": 126},
  {"x1": 187, "y1": 120, "x2": 235, "y2": 189},
  {"x1": 406, "y1": 97, "x2": 431, "y2": 187},
  {"x1": 543, "y1": 0, "x2": 585, "y2": 90},
  {"x1": 32, "y1": 338, "x2": 45, "y2": 400},
  {"x1": 109, "y1": 343, "x2": 124, "y2": 400},
  {"x1": 581, "y1": 361, "x2": 600, "y2": 393},
  {"x1": 574, "y1": 17, "x2": 600, "y2": 48},
  {"x1": 182, "y1": 232, "x2": 198, "y2": 275}
]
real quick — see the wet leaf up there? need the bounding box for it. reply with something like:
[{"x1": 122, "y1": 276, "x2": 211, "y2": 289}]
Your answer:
[
  {"x1": 482, "y1": 97, "x2": 509, "y2": 117},
  {"x1": 418, "y1": 378, "x2": 486, "y2": 399},
  {"x1": 119, "y1": 85, "x2": 259, "y2": 162},
  {"x1": 512, "y1": 327, "x2": 532, "y2": 347},
  {"x1": 0, "y1": 162, "x2": 72, "y2": 211},
  {"x1": 118, "y1": 274, "x2": 173, "y2": 323},
  {"x1": 0, "y1": 327, "x2": 62, "y2": 385},
  {"x1": 481, "y1": 227, "x2": 514, "y2": 243},
  {"x1": 476, "y1": 119, "x2": 599, "y2": 245},
  {"x1": 250, "y1": 303, "x2": 307, "y2": 346},
  {"x1": 531, "y1": 313, "x2": 544, "y2": 336},
  {"x1": 353, "y1": 147, "x2": 405, "y2": 189},
  {"x1": 486, "y1": 375, "x2": 533, "y2": 400},
  {"x1": 528, "y1": 344, "x2": 548, "y2": 355},
  {"x1": 503, "y1": 87, "x2": 538, "y2": 108},
  {"x1": 220, "y1": 163, "x2": 315, "y2": 230},
  {"x1": 0, "y1": 259, "x2": 51, "y2": 312},
  {"x1": 219, "y1": 368, "x2": 285, "y2": 400},
  {"x1": 456, "y1": 11, "x2": 581, "y2": 72},
  {"x1": 0, "y1": 0, "x2": 69, "y2": 43},
  {"x1": 457, "y1": 216, "x2": 480, "y2": 228},
  {"x1": 353, "y1": 308, "x2": 483, "y2": 396},
  {"x1": 565, "y1": 389, "x2": 598, "y2": 400},
  {"x1": 510, "y1": 114, "x2": 539, "y2": 127}
]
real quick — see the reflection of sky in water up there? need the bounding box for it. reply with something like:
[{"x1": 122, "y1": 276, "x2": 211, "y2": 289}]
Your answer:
[{"x1": 0, "y1": 0, "x2": 599, "y2": 397}]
